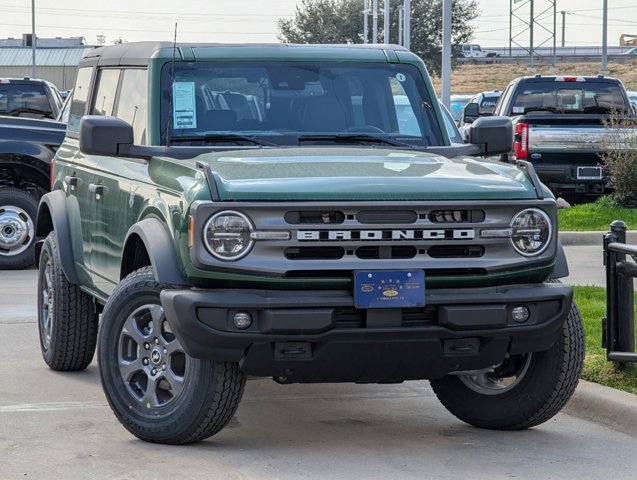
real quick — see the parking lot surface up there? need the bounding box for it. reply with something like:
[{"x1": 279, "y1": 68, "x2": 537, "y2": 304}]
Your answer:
[{"x1": 2, "y1": 258, "x2": 637, "y2": 480}]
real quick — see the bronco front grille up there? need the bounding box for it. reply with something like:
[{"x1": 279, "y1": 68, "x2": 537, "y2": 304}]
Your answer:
[{"x1": 191, "y1": 199, "x2": 557, "y2": 277}]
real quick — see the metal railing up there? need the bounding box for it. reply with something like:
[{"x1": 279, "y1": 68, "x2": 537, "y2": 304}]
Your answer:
[{"x1": 603, "y1": 220, "x2": 637, "y2": 366}]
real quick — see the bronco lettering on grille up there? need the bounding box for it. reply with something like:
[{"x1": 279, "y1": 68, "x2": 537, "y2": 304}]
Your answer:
[{"x1": 296, "y1": 229, "x2": 475, "y2": 241}]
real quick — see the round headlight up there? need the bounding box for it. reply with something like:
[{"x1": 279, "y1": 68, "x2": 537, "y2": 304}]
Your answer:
[
  {"x1": 204, "y1": 211, "x2": 254, "y2": 261},
  {"x1": 510, "y1": 208, "x2": 552, "y2": 256}
]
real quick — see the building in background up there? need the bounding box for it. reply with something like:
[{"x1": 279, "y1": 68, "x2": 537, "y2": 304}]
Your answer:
[{"x1": 0, "y1": 35, "x2": 95, "y2": 90}]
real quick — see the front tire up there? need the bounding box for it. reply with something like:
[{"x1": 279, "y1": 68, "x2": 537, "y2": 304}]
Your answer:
[
  {"x1": 98, "y1": 267, "x2": 246, "y2": 444},
  {"x1": 37, "y1": 231, "x2": 98, "y2": 371},
  {"x1": 0, "y1": 187, "x2": 38, "y2": 269},
  {"x1": 431, "y1": 298, "x2": 584, "y2": 430}
]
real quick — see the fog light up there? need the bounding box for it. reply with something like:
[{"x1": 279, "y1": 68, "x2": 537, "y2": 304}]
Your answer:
[
  {"x1": 233, "y1": 312, "x2": 253, "y2": 329},
  {"x1": 511, "y1": 305, "x2": 530, "y2": 323}
]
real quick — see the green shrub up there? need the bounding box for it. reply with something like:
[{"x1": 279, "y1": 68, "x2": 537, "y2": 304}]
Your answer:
[{"x1": 602, "y1": 114, "x2": 637, "y2": 207}]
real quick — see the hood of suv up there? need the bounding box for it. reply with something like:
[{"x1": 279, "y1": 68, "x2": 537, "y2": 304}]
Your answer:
[{"x1": 193, "y1": 148, "x2": 537, "y2": 201}]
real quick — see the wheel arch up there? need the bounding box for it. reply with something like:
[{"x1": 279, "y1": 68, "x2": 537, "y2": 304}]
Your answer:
[
  {"x1": 34, "y1": 190, "x2": 80, "y2": 284},
  {"x1": 121, "y1": 217, "x2": 186, "y2": 285}
]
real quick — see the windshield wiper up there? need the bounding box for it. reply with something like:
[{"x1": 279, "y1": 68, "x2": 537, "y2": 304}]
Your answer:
[
  {"x1": 297, "y1": 133, "x2": 419, "y2": 148},
  {"x1": 169, "y1": 133, "x2": 277, "y2": 147}
]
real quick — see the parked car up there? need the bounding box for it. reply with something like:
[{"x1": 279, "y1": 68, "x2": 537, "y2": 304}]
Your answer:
[
  {"x1": 0, "y1": 78, "x2": 63, "y2": 120},
  {"x1": 36, "y1": 41, "x2": 581, "y2": 446},
  {"x1": 493, "y1": 74, "x2": 635, "y2": 200},
  {"x1": 627, "y1": 90, "x2": 637, "y2": 111},
  {"x1": 458, "y1": 90, "x2": 502, "y2": 133},
  {"x1": 449, "y1": 94, "x2": 474, "y2": 124}
]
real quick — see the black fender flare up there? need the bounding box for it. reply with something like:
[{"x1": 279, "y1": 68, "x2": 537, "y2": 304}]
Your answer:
[
  {"x1": 34, "y1": 190, "x2": 80, "y2": 285},
  {"x1": 549, "y1": 240, "x2": 569, "y2": 279},
  {"x1": 123, "y1": 218, "x2": 187, "y2": 285}
]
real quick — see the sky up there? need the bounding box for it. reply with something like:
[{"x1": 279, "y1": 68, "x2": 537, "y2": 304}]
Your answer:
[{"x1": 2, "y1": 0, "x2": 636, "y2": 48}]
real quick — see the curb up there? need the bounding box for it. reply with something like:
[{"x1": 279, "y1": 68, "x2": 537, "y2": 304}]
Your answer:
[
  {"x1": 559, "y1": 230, "x2": 637, "y2": 246},
  {"x1": 565, "y1": 380, "x2": 637, "y2": 437}
]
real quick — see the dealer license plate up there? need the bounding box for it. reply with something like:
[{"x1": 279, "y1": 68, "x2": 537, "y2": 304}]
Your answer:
[
  {"x1": 354, "y1": 270, "x2": 425, "y2": 309},
  {"x1": 577, "y1": 166, "x2": 602, "y2": 180}
]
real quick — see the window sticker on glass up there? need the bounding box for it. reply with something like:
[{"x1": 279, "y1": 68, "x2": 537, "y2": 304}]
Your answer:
[
  {"x1": 512, "y1": 106, "x2": 525, "y2": 114},
  {"x1": 395, "y1": 73, "x2": 406, "y2": 82},
  {"x1": 173, "y1": 82, "x2": 197, "y2": 129}
]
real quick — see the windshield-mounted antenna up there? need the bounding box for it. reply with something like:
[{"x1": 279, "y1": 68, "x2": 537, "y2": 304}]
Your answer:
[{"x1": 165, "y1": 22, "x2": 178, "y2": 146}]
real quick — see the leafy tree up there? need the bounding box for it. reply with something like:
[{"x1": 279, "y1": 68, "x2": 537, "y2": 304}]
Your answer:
[
  {"x1": 278, "y1": 0, "x2": 363, "y2": 44},
  {"x1": 278, "y1": 0, "x2": 479, "y2": 75}
]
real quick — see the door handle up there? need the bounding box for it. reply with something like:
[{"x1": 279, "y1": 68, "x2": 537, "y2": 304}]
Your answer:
[
  {"x1": 64, "y1": 175, "x2": 78, "y2": 187},
  {"x1": 88, "y1": 183, "x2": 105, "y2": 196}
]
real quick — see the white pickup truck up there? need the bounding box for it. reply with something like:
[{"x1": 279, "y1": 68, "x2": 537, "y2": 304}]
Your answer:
[{"x1": 460, "y1": 44, "x2": 498, "y2": 58}]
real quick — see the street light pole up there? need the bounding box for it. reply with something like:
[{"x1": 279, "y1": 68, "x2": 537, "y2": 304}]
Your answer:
[
  {"x1": 363, "y1": 0, "x2": 369, "y2": 44},
  {"x1": 31, "y1": 0, "x2": 36, "y2": 78},
  {"x1": 373, "y1": 0, "x2": 378, "y2": 43},
  {"x1": 560, "y1": 11, "x2": 566, "y2": 47},
  {"x1": 601, "y1": 0, "x2": 608, "y2": 73},
  {"x1": 441, "y1": 0, "x2": 452, "y2": 109},
  {"x1": 398, "y1": 5, "x2": 404, "y2": 46},
  {"x1": 384, "y1": 0, "x2": 390, "y2": 44},
  {"x1": 403, "y1": 0, "x2": 411, "y2": 50}
]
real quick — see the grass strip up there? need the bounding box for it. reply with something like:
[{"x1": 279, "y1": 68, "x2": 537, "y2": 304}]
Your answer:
[
  {"x1": 574, "y1": 285, "x2": 637, "y2": 394},
  {"x1": 558, "y1": 196, "x2": 637, "y2": 231}
]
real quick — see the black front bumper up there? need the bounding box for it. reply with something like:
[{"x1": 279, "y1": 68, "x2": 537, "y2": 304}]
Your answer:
[{"x1": 161, "y1": 283, "x2": 573, "y2": 383}]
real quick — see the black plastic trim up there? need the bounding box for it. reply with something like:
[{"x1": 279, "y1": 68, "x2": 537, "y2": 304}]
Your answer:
[
  {"x1": 124, "y1": 218, "x2": 187, "y2": 285},
  {"x1": 35, "y1": 190, "x2": 80, "y2": 284},
  {"x1": 550, "y1": 240, "x2": 570, "y2": 279},
  {"x1": 161, "y1": 282, "x2": 573, "y2": 376}
]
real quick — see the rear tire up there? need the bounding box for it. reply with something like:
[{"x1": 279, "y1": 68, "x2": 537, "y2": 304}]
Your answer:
[
  {"x1": 431, "y1": 295, "x2": 584, "y2": 430},
  {"x1": 37, "y1": 231, "x2": 98, "y2": 371},
  {"x1": 98, "y1": 267, "x2": 246, "y2": 444},
  {"x1": 0, "y1": 187, "x2": 38, "y2": 269}
]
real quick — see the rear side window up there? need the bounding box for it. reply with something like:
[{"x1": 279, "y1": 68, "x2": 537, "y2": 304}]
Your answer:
[
  {"x1": 68, "y1": 67, "x2": 94, "y2": 133},
  {"x1": 91, "y1": 69, "x2": 121, "y2": 116},
  {"x1": 116, "y1": 69, "x2": 148, "y2": 144},
  {"x1": 511, "y1": 80, "x2": 629, "y2": 115}
]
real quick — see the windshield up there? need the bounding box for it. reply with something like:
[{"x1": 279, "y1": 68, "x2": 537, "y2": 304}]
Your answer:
[
  {"x1": 161, "y1": 62, "x2": 443, "y2": 148},
  {"x1": 510, "y1": 81, "x2": 630, "y2": 115}
]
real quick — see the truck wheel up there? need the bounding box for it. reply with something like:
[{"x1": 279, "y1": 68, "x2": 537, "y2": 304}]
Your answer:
[
  {"x1": 0, "y1": 187, "x2": 38, "y2": 269},
  {"x1": 37, "y1": 232, "x2": 98, "y2": 371},
  {"x1": 431, "y1": 297, "x2": 584, "y2": 430},
  {"x1": 98, "y1": 267, "x2": 246, "y2": 444}
]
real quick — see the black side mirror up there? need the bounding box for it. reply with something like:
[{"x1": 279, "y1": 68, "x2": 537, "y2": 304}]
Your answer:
[
  {"x1": 462, "y1": 102, "x2": 479, "y2": 124},
  {"x1": 79, "y1": 116, "x2": 134, "y2": 156},
  {"x1": 468, "y1": 116, "x2": 512, "y2": 156}
]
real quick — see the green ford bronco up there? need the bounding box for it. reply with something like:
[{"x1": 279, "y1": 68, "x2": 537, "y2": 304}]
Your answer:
[{"x1": 35, "y1": 42, "x2": 584, "y2": 444}]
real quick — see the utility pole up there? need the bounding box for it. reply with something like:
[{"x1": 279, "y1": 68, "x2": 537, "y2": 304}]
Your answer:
[
  {"x1": 509, "y1": 0, "x2": 513, "y2": 56},
  {"x1": 404, "y1": 0, "x2": 411, "y2": 50},
  {"x1": 398, "y1": 4, "x2": 404, "y2": 46},
  {"x1": 384, "y1": 0, "x2": 390, "y2": 44},
  {"x1": 529, "y1": 0, "x2": 534, "y2": 70},
  {"x1": 31, "y1": 0, "x2": 36, "y2": 78},
  {"x1": 552, "y1": 0, "x2": 556, "y2": 68},
  {"x1": 363, "y1": 0, "x2": 369, "y2": 44},
  {"x1": 601, "y1": 0, "x2": 608, "y2": 73},
  {"x1": 441, "y1": 0, "x2": 452, "y2": 109},
  {"x1": 373, "y1": 0, "x2": 378, "y2": 43}
]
